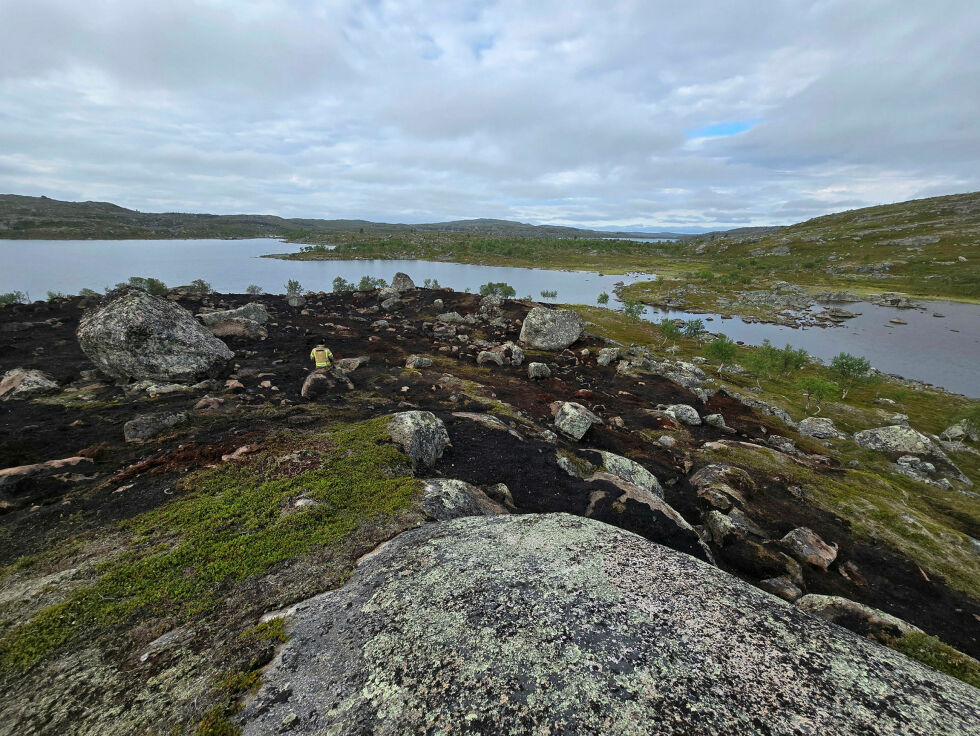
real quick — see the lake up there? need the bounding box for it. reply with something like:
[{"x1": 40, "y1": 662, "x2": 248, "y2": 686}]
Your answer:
[{"x1": 1, "y1": 238, "x2": 977, "y2": 396}]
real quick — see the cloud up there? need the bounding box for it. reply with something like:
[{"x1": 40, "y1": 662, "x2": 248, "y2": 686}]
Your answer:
[{"x1": 0, "y1": 0, "x2": 977, "y2": 229}]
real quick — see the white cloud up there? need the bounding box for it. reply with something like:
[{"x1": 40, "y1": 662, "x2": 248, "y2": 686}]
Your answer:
[{"x1": 0, "y1": 0, "x2": 977, "y2": 229}]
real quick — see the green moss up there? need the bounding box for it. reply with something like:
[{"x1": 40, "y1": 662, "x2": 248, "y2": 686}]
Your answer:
[
  {"x1": 0, "y1": 417, "x2": 422, "y2": 673},
  {"x1": 887, "y1": 631, "x2": 980, "y2": 688},
  {"x1": 195, "y1": 705, "x2": 241, "y2": 736},
  {"x1": 240, "y1": 617, "x2": 288, "y2": 644}
]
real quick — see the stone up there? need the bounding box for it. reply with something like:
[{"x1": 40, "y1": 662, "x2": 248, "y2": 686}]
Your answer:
[
  {"x1": 758, "y1": 576, "x2": 803, "y2": 602},
  {"x1": 420, "y1": 478, "x2": 508, "y2": 521},
  {"x1": 476, "y1": 350, "x2": 504, "y2": 366},
  {"x1": 595, "y1": 451, "x2": 663, "y2": 499},
  {"x1": 941, "y1": 419, "x2": 978, "y2": 443},
  {"x1": 664, "y1": 404, "x2": 701, "y2": 426},
  {"x1": 437, "y1": 311, "x2": 465, "y2": 323},
  {"x1": 704, "y1": 413, "x2": 726, "y2": 428},
  {"x1": 780, "y1": 527, "x2": 838, "y2": 570},
  {"x1": 689, "y1": 464, "x2": 756, "y2": 496},
  {"x1": 198, "y1": 302, "x2": 268, "y2": 326},
  {"x1": 526, "y1": 362, "x2": 551, "y2": 379},
  {"x1": 77, "y1": 288, "x2": 234, "y2": 382},
  {"x1": 206, "y1": 317, "x2": 268, "y2": 340},
  {"x1": 334, "y1": 356, "x2": 369, "y2": 373},
  {"x1": 0, "y1": 368, "x2": 59, "y2": 400},
  {"x1": 767, "y1": 435, "x2": 796, "y2": 454},
  {"x1": 123, "y1": 411, "x2": 188, "y2": 442},
  {"x1": 387, "y1": 411, "x2": 451, "y2": 469},
  {"x1": 390, "y1": 272, "x2": 415, "y2": 292},
  {"x1": 286, "y1": 294, "x2": 305, "y2": 308},
  {"x1": 796, "y1": 594, "x2": 922, "y2": 642},
  {"x1": 596, "y1": 347, "x2": 620, "y2": 366},
  {"x1": 380, "y1": 297, "x2": 402, "y2": 311},
  {"x1": 658, "y1": 435, "x2": 676, "y2": 448},
  {"x1": 518, "y1": 307, "x2": 585, "y2": 351},
  {"x1": 404, "y1": 355, "x2": 432, "y2": 369},
  {"x1": 799, "y1": 416, "x2": 844, "y2": 439},
  {"x1": 432, "y1": 298, "x2": 444, "y2": 311},
  {"x1": 0, "y1": 456, "x2": 93, "y2": 491},
  {"x1": 241, "y1": 514, "x2": 978, "y2": 736},
  {"x1": 853, "y1": 425, "x2": 939, "y2": 457},
  {"x1": 554, "y1": 401, "x2": 601, "y2": 440}
]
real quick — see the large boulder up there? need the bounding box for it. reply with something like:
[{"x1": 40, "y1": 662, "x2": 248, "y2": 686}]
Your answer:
[
  {"x1": 76, "y1": 289, "x2": 234, "y2": 382},
  {"x1": 554, "y1": 401, "x2": 601, "y2": 440},
  {"x1": 780, "y1": 527, "x2": 838, "y2": 570},
  {"x1": 206, "y1": 317, "x2": 267, "y2": 340},
  {"x1": 420, "y1": 478, "x2": 508, "y2": 521},
  {"x1": 798, "y1": 416, "x2": 845, "y2": 439},
  {"x1": 241, "y1": 514, "x2": 978, "y2": 735},
  {"x1": 0, "y1": 368, "x2": 59, "y2": 401},
  {"x1": 594, "y1": 450, "x2": 663, "y2": 498},
  {"x1": 390, "y1": 272, "x2": 415, "y2": 292},
  {"x1": 853, "y1": 425, "x2": 940, "y2": 457},
  {"x1": 387, "y1": 411, "x2": 451, "y2": 469},
  {"x1": 197, "y1": 302, "x2": 268, "y2": 326},
  {"x1": 796, "y1": 594, "x2": 922, "y2": 642},
  {"x1": 519, "y1": 307, "x2": 584, "y2": 350},
  {"x1": 665, "y1": 403, "x2": 701, "y2": 426},
  {"x1": 123, "y1": 411, "x2": 188, "y2": 442}
]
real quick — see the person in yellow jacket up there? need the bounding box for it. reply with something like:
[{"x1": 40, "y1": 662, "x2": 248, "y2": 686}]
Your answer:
[{"x1": 310, "y1": 344, "x2": 333, "y2": 368}]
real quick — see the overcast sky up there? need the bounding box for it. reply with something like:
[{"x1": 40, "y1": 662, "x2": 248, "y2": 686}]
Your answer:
[{"x1": 1, "y1": 1, "x2": 978, "y2": 230}]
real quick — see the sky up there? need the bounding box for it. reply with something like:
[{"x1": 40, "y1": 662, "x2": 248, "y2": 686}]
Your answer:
[{"x1": 1, "y1": 0, "x2": 978, "y2": 232}]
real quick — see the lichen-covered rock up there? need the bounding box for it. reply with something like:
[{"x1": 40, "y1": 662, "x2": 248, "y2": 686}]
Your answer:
[
  {"x1": 301, "y1": 369, "x2": 352, "y2": 398},
  {"x1": 554, "y1": 401, "x2": 601, "y2": 440},
  {"x1": 799, "y1": 416, "x2": 844, "y2": 439},
  {"x1": 519, "y1": 307, "x2": 584, "y2": 351},
  {"x1": 704, "y1": 413, "x2": 726, "y2": 428},
  {"x1": 780, "y1": 527, "x2": 838, "y2": 570},
  {"x1": 796, "y1": 594, "x2": 922, "y2": 642},
  {"x1": 197, "y1": 302, "x2": 268, "y2": 326},
  {"x1": 420, "y1": 478, "x2": 508, "y2": 521},
  {"x1": 206, "y1": 317, "x2": 268, "y2": 340},
  {"x1": 390, "y1": 272, "x2": 415, "y2": 292},
  {"x1": 759, "y1": 576, "x2": 803, "y2": 602},
  {"x1": 527, "y1": 362, "x2": 551, "y2": 379},
  {"x1": 595, "y1": 451, "x2": 663, "y2": 499},
  {"x1": 380, "y1": 297, "x2": 403, "y2": 311},
  {"x1": 665, "y1": 403, "x2": 701, "y2": 426},
  {"x1": 241, "y1": 514, "x2": 979, "y2": 736},
  {"x1": 0, "y1": 368, "x2": 59, "y2": 400},
  {"x1": 123, "y1": 411, "x2": 188, "y2": 442},
  {"x1": 77, "y1": 289, "x2": 234, "y2": 382},
  {"x1": 404, "y1": 355, "x2": 432, "y2": 369},
  {"x1": 941, "y1": 419, "x2": 978, "y2": 443},
  {"x1": 596, "y1": 347, "x2": 620, "y2": 366},
  {"x1": 387, "y1": 411, "x2": 451, "y2": 469},
  {"x1": 476, "y1": 350, "x2": 504, "y2": 366},
  {"x1": 853, "y1": 425, "x2": 943, "y2": 458}
]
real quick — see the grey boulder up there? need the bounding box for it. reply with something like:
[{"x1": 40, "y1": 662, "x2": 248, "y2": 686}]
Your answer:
[
  {"x1": 798, "y1": 416, "x2": 845, "y2": 439},
  {"x1": 123, "y1": 411, "x2": 187, "y2": 442},
  {"x1": 420, "y1": 478, "x2": 508, "y2": 521},
  {"x1": 527, "y1": 362, "x2": 551, "y2": 379},
  {"x1": 387, "y1": 411, "x2": 451, "y2": 469},
  {"x1": 554, "y1": 401, "x2": 601, "y2": 440},
  {"x1": 796, "y1": 594, "x2": 922, "y2": 642},
  {"x1": 595, "y1": 450, "x2": 663, "y2": 498},
  {"x1": 0, "y1": 368, "x2": 59, "y2": 400},
  {"x1": 665, "y1": 403, "x2": 701, "y2": 426},
  {"x1": 241, "y1": 514, "x2": 979, "y2": 736},
  {"x1": 519, "y1": 306, "x2": 584, "y2": 350},
  {"x1": 77, "y1": 289, "x2": 234, "y2": 382},
  {"x1": 390, "y1": 272, "x2": 415, "y2": 292},
  {"x1": 853, "y1": 425, "x2": 941, "y2": 457},
  {"x1": 780, "y1": 527, "x2": 838, "y2": 570},
  {"x1": 197, "y1": 302, "x2": 268, "y2": 326}
]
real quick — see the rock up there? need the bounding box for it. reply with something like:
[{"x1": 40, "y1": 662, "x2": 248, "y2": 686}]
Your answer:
[
  {"x1": 207, "y1": 317, "x2": 268, "y2": 340},
  {"x1": 0, "y1": 456, "x2": 93, "y2": 492},
  {"x1": 526, "y1": 362, "x2": 551, "y2": 379},
  {"x1": 596, "y1": 347, "x2": 620, "y2": 366},
  {"x1": 704, "y1": 508, "x2": 765, "y2": 545},
  {"x1": 420, "y1": 478, "x2": 508, "y2": 521},
  {"x1": 387, "y1": 411, "x2": 451, "y2": 469},
  {"x1": 518, "y1": 307, "x2": 584, "y2": 351},
  {"x1": 390, "y1": 272, "x2": 415, "y2": 292},
  {"x1": 704, "y1": 413, "x2": 726, "y2": 428},
  {"x1": 198, "y1": 302, "x2": 268, "y2": 326},
  {"x1": 432, "y1": 298, "x2": 444, "y2": 311},
  {"x1": 241, "y1": 514, "x2": 979, "y2": 736},
  {"x1": 780, "y1": 528, "x2": 838, "y2": 570},
  {"x1": 853, "y1": 425, "x2": 940, "y2": 457},
  {"x1": 689, "y1": 464, "x2": 755, "y2": 496},
  {"x1": 758, "y1": 576, "x2": 803, "y2": 602},
  {"x1": 77, "y1": 289, "x2": 234, "y2": 382},
  {"x1": 658, "y1": 435, "x2": 676, "y2": 448},
  {"x1": 592, "y1": 451, "x2": 663, "y2": 498},
  {"x1": 123, "y1": 411, "x2": 188, "y2": 442},
  {"x1": 334, "y1": 356, "x2": 369, "y2": 373},
  {"x1": 0, "y1": 368, "x2": 59, "y2": 400},
  {"x1": 476, "y1": 350, "x2": 504, "y2": 366},
  {"x1": 301, "y1": 368, "x2": 351, "y2": 398},
  {"x1": 767, "y1": 435, "x2": 796, "y2": 454},
  {"x1": 771, "y1": 246, "x2": 790, "y2": 256},
  {"x1": 502, "y1": 342, "x2": 524, "y2": 366},
  {"x1": 554, "y1": 402, "x2": 601, "y2": 440},
  {"x1": 941, "y1": 419, "x2": 978, "y2": 443},
  {"x1": 377, "y1": 286, "x2": 399, "y2": 301},
  {"x1": 478, "y1": 294, "x2": 504, "y2": 319},
  {"x1": 437, "y1": 311, "x2": 465, "y2": 323},
  {"x1": 664, "y1": 404, "x2": 701, "y2": 426},
  {"x1": 799, "y1": 416, "x2": 844, "y2": 439},
  {"x1": 404, "y1": 355, "x2": 432, "y2": 369},
  {"x1": 796, "y1": 594, "x2": 922, "y2": 642},
  {"x1": 286, "y1": 294, "x2": 305, "y2": 308},
  {"x1": 380, "y1": 297, "x2": 402, "y2": 311}
]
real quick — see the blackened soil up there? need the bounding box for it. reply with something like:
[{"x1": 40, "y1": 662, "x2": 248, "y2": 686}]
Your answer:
[{"x1": 1, "y1": 288, "x2": 978, "y2": 657}]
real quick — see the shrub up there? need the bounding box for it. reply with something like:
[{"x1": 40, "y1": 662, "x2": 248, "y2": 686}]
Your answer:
[
  {"x1": 658, "y1": 318, "x2": 682, "y2": 342},
  {"x1": 479, "y1": 282, "x2": 516, "y2": 298},
  {"x1": 78, "y1": 288, "x2": 101, "y2": 297},
  {"x1": 620, "y1": 300, "x2": 645, "y2": 322},
  {"x1": 46, "y1": 291, "x2": 67, "y2": 301},
  {"x1": 116, "y1": 276, "x2": 168, "y2": 296},
  {"x1": 188, "y1": 279, "x2": 213, "y2": 296},
  {"x1": 703, "y1": 334, "x2": 737, "y2": 373},
  {"x1": 797, "y1": 376, "x2": 838, "y2": 413},
  {"x1": 422, "y1": 278, "x2": 441, "y2": 289},
  {"x1": 597, "y1": 292, "x2": 610, "y2": 305},
  {"x1": 332, "y1": 276, "x2": 355, "y2": 292},
  {"x1": 830, "y1": 352, "x2": 876, "y2": 398},
  {"x1": 0, "y1": 291, "x2": 27, "y2": 307},
  {"x1": 540, "y1": 289, "x2": 558, "y2": 299},
  {"x1": 683, "y1": 318, "x2": 707, "y2": 343},
  {"x1": 357, "y1": 276, "x2": 387, "y2": 291},
  {"x1": 245, "y1": 284, "x2": 263, "y2": 295},
  {"x1": 777, "y1": 344, "x2": 809, "y2": 374},
  {"x1": 284, "y1": 279, "x2": 302, "y2": 295}
]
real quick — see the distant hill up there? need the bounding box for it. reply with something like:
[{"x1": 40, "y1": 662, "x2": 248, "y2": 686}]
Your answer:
[{"x1": 0, "y1": 194, "x2": 683, "y2": 241}]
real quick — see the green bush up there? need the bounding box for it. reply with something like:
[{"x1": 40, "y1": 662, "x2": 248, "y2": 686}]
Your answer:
[
  {"x1": 540, "y1": 289, "x2": 558, "y2": 298},
  {"x1": 284, "y1": 279, "x2": 302, "y2": 295},
  {"x1": 46, "y1": 291, "x2": 67, "y2": 301},
  {"x1": 620, "y1": 300, "x2": 645, "y2": 322},
  {"x1": 0, "y1": 291, "x2": 27, "y2": 306},
  {"x1": 245, "y1": 284, "x2": 263, "y2": 295},
  {"x1": 479, "y1": 282, "x2": 516, "y2": 298},
  {"x1": 422, "y1": 278, "x2": 441, "y2": 289},
  {"x1": 189, "y1": 279, "x2": 213, "y2": 296},
  {"x1": 797, "y1": 376, "x2": 838, "y2": 412},
  {"x1": 357, "y1": 276, "x2": 387, "y2": 291},
  {"x1": 332, "y1": 276, "x2": 354, "y2": 292},
  {"x1": 658, "y1": 318, "x2": 682, "y2": 341},
  {"x1": 704, "y1": 334, "x2": 737, "y2": 372},
  {"x1": 78, "y1": 288, "x2": 101, "y2": 297},
  {"x1": 597, "y1": 292, "x2": 610, "y2": 305},
  {"x1": 115, "y1": 276, "x2": 168, "y2": 296},
  {"x1": 830, "y1": 352, "x2": 876, "y2": 398},
  {"x1": 683, "y1": 318, "x2": 707, "y2": 343}
]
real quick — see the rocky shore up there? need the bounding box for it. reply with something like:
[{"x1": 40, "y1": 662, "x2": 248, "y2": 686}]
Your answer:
[{"x1": 0, "y1": 276, "x2": 977, "y2": 734}]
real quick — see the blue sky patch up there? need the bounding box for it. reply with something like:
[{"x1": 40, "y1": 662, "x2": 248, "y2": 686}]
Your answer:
[{"x1": 687, "y1": 120, "x2": 760, "y2": 138}]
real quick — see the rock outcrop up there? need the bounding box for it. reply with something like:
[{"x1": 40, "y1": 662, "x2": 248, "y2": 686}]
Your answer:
[
  {"x1": 77, "y1": 289, "x2": 234, "y2": 382},
  {"x1": 242, "y1": 514, "x2": 979, "y2": 736},
  {"x1": 519, "y1": 306, "x2": 584, "y2": 350}
]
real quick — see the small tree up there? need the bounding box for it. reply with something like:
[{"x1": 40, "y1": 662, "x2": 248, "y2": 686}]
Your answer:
[
  {"x1": 116, "y1": 276, "x2": 168, "y2": 295},
  {"x1": 78, "y1": 287, "x2": 101, "y2": 297},
  {"x1": 479, "y1": 282, "x2": 516, "y2": 298},
  {"x1": 597, "y1": 291, "x2": 610, "y2": 305},
  {"x1": 703, "y1": 334, "x2": 738, "y2": 374},
  {"x1": 285, "y1": 279, "x2": 303, "y2": 295},
  {"x1": 744, "y1": 339, "x2": 781, "y2": 386},
  {"x1": 540, "y1": 289, "x2": 558, "y2": 299},
  {"x1": 776, "y1": 344, "x2": 808, "y2": 374},
  {"x1": 797, "y1": 376, "x2": 838, "y2": 414},
  {"x1": 830, "y1": 352, "x2": 875, "y2": 398},
  {"x1": 683, "y1": 318, "x2": 707, "y2": 344},
  {"x1": 357, "y1": 275, "x2": 387, "y2": 291},
  {"x1": 621, "y1": 300, "x2": 644, "y2": 321},
  {"x1": 245, "y1": 284, "x2": 263, "y2": 295},
  {"x1": 423, "y1": 278, "x2": 441, "y2": 288},
  {"x1": 189, "y1": 278, "x2": 213, "y2": 296},
  {"x1": 46, "y1": 290, "x2": 67, "y2": 301},
  {"x1": 658, "y1": 318, "x2": 681, "y2": 344},
  {"x1": 333, "y1": 276, "x2": 354, "y2": 292}
]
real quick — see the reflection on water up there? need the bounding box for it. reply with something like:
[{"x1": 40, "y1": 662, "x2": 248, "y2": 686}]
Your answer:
[{"x1": 1, "y1": 238, "x2": 976, "y2": 396}]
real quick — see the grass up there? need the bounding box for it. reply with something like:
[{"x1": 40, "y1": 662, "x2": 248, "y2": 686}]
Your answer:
[
  {"x1": 0, "y1": 417, "x2": 422, "y2": 673},
  {"x1": 886, "y1": 631, "x2": 980, "y2": 688}
]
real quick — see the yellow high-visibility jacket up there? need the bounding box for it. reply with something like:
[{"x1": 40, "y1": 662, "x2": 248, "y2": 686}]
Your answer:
[{"x1": 310, "y1": 346, "x2": 333, "y2": 368}]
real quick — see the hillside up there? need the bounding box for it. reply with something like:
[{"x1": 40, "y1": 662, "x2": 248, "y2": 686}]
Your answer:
[{"x1": 0, "y1": 194, "x2": 676, "y2": 241}]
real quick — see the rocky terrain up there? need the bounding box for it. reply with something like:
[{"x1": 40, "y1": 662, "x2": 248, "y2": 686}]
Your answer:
[{"x1": 0, "y1": 275, "x2": 978, "y2": 734}]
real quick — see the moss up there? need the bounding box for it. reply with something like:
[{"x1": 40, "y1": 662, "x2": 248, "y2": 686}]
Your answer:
[
  {"x1": 240, "y1": 617, "x2": 288, "y2": 644},
  {"x1": 0, "y1": 417, "x2": 422, "y2": 673},
  {"x1": 195, "y1": 705, "x2": 241, "y2": 736},
  {"x1": 886, "y1": 631, "x2": 980, "y2": 688}
]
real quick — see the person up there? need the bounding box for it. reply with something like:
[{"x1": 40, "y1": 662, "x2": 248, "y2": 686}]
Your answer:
[{"x1": 310, "y1": 343, "x2": 333, "y2": 369}]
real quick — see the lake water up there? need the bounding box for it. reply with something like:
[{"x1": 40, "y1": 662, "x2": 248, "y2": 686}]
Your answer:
[{"x1": 1, "y1": 238, "x2": 977, "y2": 396}]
